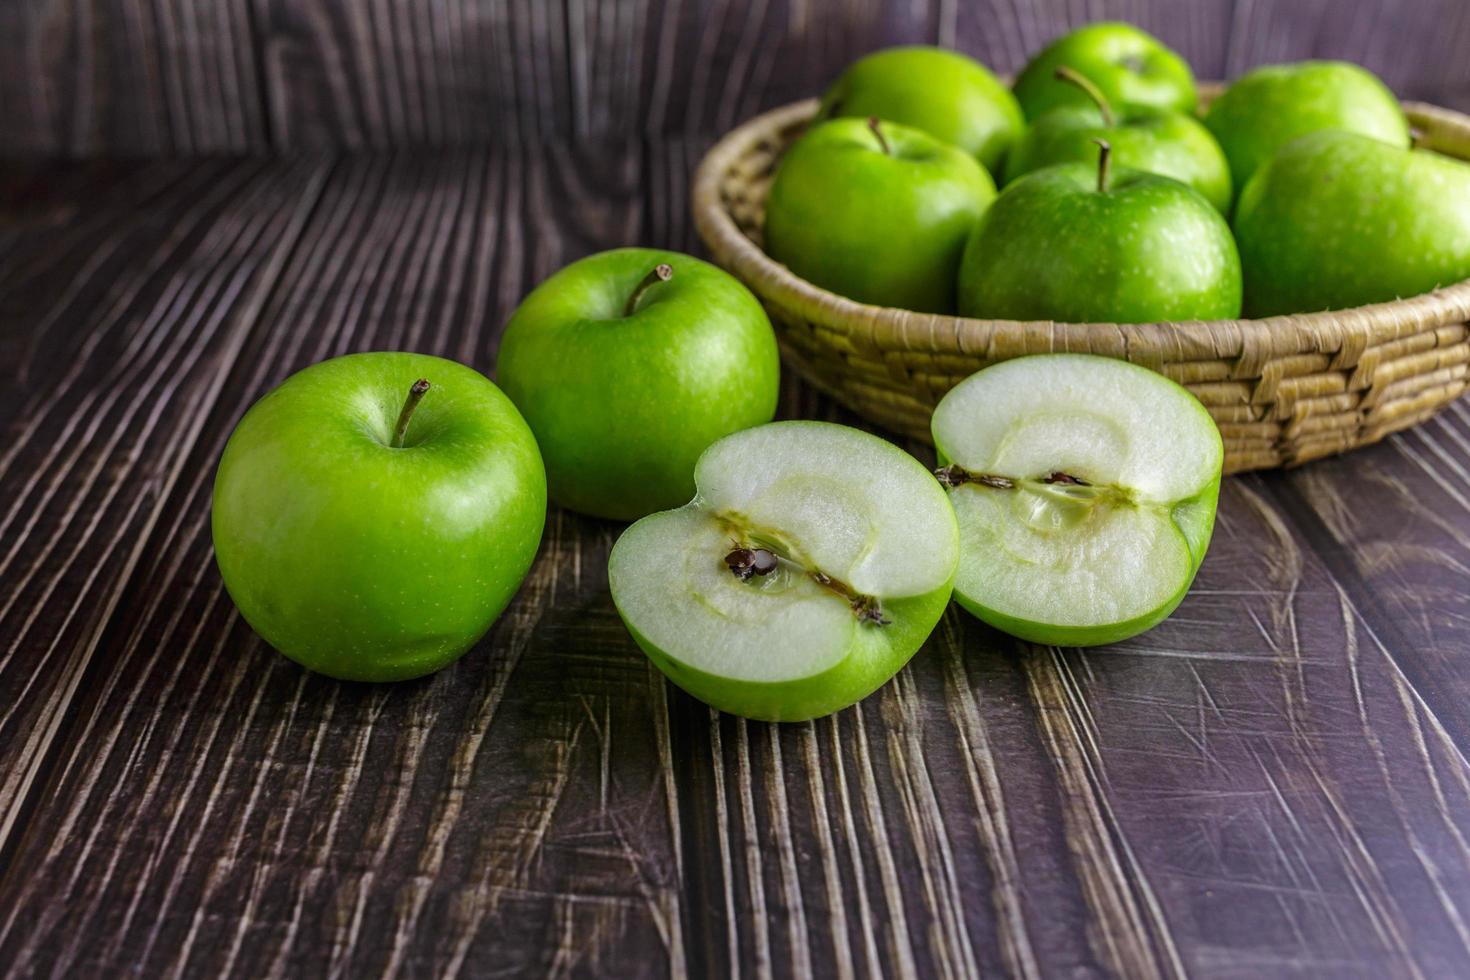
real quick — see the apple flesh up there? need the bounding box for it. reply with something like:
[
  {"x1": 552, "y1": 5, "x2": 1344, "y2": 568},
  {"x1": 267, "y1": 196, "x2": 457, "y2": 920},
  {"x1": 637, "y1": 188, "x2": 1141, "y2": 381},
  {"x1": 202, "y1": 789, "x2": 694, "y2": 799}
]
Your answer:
[
  {"x1": 1204, "y1": 60, "x2": 1409, "y2": 192},
  {"x1": 1011, "y1": 22, "x2": 1196, "y2": 122},
  {"x1": 818, "y1": 45, "x2": 1024, "y2": 175},
  {"x1": 212, "y1": 352, "x2": 547, "y2": 681},
  {"x1": 764, "y1": 117, "x2": 997, "y2": 314},
  {"x1": 608, "y1": 421, "x2": 958, "y2": 721},
  {"x1": 498, "y1": 248, "x2": 779, "y2": 521},
  {"x1": 932, "y1": 354, "x2": 1222, "y2": 646},
  {"x1": 1234, "y1": 130, "x2": 1470, "y2": 316},
  {"x1": 959, "y1": 146, "x2": 1241, "y2": 323}
]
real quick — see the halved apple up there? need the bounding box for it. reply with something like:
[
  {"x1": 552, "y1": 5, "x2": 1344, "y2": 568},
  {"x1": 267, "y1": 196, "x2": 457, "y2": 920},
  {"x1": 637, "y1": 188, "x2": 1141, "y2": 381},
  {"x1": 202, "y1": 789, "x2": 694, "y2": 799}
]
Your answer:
[
  {"x1": 608, "y1": 421, "x2": 958, "y2": 721},
  {"x1": 931, "y1": 354, "x2": 1222, "y2": 646}
]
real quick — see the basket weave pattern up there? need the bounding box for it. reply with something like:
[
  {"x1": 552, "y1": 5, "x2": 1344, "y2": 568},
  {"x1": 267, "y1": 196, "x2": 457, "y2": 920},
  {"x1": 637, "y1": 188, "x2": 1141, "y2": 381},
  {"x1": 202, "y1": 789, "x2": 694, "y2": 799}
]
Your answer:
[{"x1": 692, "y1": 96, "x2": 1470, "y2": 473}]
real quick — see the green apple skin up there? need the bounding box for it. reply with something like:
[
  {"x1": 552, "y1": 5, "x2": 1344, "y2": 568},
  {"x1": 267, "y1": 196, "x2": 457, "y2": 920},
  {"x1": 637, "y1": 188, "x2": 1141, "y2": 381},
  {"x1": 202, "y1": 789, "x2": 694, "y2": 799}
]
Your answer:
[
  {"x1": 765, "y1": 117, "x2": 997, "y2": 314},
  {"x1": 1234, "y1": 130, "x2": 1470, "y2": 317},
  {"x1": 931, "y1": 354, "x2": 1223, "y2": 648},
  {"x1": 211, "y1": 352, "x2": 547, "y2": 682},
  {"x1": 938, "y1": 446, "x2": 1219, "y2": 647},
  {"x1": 497, "y1": 248, "x2": 779, "y2": 521},
  {"x1": 1204, "y1": 60, "x2": 1409, "y2": 193},
  {"x1": 623, "y1": 588, "x2": 952, "y2": 722},
  {"x1": 958, "y1": 163, "x2": 1242, "y2": 323},
  {"x1": 1012, "y1": 23, "x2": 1196, "y2": 121},
  {"x1": 818, "y1": 46, "x2": 1024, "y2": 175},
  {"x1": 1004, "y1": 104, "x2": 1232, "y2": 213},
  {"x1": 607, "y1": 420, "x2": 959, "y2": 722}
]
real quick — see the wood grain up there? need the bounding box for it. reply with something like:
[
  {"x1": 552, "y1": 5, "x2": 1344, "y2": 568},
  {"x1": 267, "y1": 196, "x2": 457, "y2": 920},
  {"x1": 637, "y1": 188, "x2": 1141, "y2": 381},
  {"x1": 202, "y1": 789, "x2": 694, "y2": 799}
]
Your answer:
[
  {"x1": 0, "y1": 151, "x2": 687, "y2": 978},
  {"x1": 6, "y1": 146, "x2": 1470, "y2": 977},
  {"x1": 0, "y1": 0, "x2": 267, "y2": 156},
  {"x1": 5, "y1": 0, "x2": 1470, "y2": 155},
  {"x1": 0, "y1": 157, "x2": 327, "y2": 850},
  {"x1": 5, "y1": 5, "x2": 1470, "y2": 978}
]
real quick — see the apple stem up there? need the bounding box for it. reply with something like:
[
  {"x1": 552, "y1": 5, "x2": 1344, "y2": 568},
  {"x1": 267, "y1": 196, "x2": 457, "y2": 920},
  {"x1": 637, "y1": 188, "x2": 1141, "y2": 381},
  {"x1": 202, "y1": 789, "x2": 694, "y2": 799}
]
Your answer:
[
  {"x1": 624, "y1": 263, "x2": 674, "y2": 317},
  {"x1": 392, "y1": 379, "x2": 431, "y2": 449},
  {"x1": 935, "y1": 464, "x2": 1014, "y2": 490},
  {"x1": 1053, "y1": 66, "x2": 1115, "y2": 127},
  {"x1": 867, "y1": 116, "x2": 891, "y2": 156},
  {"x1": 810, "y1": 570, "x2": 891, "y2": 626},
  {"x1": 1092, "y1": 137, "x2": 1112, "y2": 193}
]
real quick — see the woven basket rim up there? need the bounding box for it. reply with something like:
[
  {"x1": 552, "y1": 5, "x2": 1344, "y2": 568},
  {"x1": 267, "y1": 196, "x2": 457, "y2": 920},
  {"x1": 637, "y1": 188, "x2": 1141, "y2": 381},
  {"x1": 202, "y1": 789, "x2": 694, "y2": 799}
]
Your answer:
[{"x1": 692, "y1": 94, "x2": 1470, "y2": 363}]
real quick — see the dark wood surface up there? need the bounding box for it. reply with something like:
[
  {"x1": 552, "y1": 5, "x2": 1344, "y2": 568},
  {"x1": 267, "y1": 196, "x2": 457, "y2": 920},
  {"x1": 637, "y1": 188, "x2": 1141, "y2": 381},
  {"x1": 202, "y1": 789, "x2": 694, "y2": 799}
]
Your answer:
[
  {"x1": 3, "y1": 147, "x2": 1470, "y2": 979},
  {"x1": 6, "y1": 0, "x2": 1470, "y2": 156},
  {"x1": 5, "y1": 2, "x2": 1470, "y2": 978}
]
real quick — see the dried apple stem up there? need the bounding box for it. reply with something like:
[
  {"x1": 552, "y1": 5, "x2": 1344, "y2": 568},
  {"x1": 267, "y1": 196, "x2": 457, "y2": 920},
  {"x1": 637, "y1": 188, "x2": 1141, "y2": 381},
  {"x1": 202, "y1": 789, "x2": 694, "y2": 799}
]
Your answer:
[
  {"x1": 1092, "y1": 137, "x2": 1113, "y2": 193},
  {"x1": 391, "y1": 378, "x2": 431, "y2": 449},
  {"x1": 1053, "y1": 66, "x2": 1115, "y2": 127},
  {"x1": 867, "y1": 116, "x2": 891, "y2": 156},
  {"x1": 624, "y1": 263, "x2": 673, "y2": 317}
]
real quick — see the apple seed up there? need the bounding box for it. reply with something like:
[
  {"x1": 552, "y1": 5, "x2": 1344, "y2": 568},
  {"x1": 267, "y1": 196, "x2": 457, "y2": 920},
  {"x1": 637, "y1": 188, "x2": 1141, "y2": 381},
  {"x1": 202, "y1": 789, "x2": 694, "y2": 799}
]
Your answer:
[{"x1": 725, "y1": 546, "x2": 779, "y2": 582}]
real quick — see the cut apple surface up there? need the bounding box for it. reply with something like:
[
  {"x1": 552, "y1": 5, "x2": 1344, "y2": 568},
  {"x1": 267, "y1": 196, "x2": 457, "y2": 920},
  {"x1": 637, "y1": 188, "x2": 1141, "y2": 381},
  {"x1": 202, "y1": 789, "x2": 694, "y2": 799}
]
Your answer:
[
  {"x1": 932, "y1": 354, "x2": 1222, "y2": 646},
  {"x1": 608, "y1": 421, "x2": 958, "y2": 721}
]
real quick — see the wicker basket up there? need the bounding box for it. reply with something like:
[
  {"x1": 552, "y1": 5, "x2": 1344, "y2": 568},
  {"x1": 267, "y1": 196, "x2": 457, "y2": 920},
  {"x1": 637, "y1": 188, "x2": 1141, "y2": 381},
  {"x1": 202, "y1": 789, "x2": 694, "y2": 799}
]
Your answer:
[{"x1": 692, "y1": 94, "x2": 1470, "y2": 473}]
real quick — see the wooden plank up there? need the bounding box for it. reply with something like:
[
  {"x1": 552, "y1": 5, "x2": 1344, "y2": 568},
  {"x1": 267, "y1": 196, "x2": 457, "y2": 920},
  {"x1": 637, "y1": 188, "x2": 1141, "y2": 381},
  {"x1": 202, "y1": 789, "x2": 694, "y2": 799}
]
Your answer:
[
  {"x1": 249, "y1": 0, "x2": 1242, "y2": 148},
  {"x1": 1024, "y1": 470, "x2": 1470, "y2": 978},
  {"x1": 0, "y1": 150, "x2": 687, "y2": 978},
  {"x1": 0, "y1": 0, "x2": 267, "y2": 155},
  {"x1": 1280, "y1": 405, "x2": 1470, "y2": 761},
  {"x1": 7, "y1": 0, "x2": 1470, "y2": 153},
  {"x1": 0, "y1": 157, "x2": 328, "y2": 851},
  {"x1": 5, "y1": 143, "x2": 1470, "y2": 977}
]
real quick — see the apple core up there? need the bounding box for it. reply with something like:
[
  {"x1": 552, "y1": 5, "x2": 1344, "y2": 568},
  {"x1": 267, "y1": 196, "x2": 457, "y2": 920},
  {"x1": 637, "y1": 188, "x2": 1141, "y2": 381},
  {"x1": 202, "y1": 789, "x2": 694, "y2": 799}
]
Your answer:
[{"x1": 608, "y1": 421, "x2": 958, "y2": 721}]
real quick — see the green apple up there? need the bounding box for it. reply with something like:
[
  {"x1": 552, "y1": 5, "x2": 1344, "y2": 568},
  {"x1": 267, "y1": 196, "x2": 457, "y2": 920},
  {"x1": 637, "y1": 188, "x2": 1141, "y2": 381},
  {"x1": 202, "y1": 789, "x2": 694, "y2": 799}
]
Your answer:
[
  {"x1": 1204, "y1": 60, "x2": 1409, "y2": 192},
  {"x1": 765, "y1": 117, "x2": 996, "y2": 313},
  {"x1": 212, "y1": 352, "x2": 546, "y2": 682},
  {"x1": 1012, "y1": 22, "x2": 1196, "y2": 121},
  {"x1": 608, "y1": 421, "x2": 958, "y2": 721},
  {"x1": 817, "y1": 46, "x2": 1024, "y2": 175},
  {"x1": 1234, "y1": 130, "x2": 1470, "y2": 317},
  {"x1": 958, "y1": 142, "x2": 1241, "y2": 322},
  {"x1": 497, "y1": 248, "x2": 779, "y2": 521},
  {"x1": 1005, "y1": 67, "x2": 1231, "y2": 213},
  {"x1": 932, "y1": 354, "x2": 1222, "y2": 646}
]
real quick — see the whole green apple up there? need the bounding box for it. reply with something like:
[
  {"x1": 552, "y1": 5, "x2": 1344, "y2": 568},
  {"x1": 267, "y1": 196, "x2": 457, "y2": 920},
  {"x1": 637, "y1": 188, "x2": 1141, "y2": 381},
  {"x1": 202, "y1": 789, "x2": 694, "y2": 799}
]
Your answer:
[
  {"x1": 1006, "y1": 67, "x2": 1231, "y2": 213},
  {"x1": 497, "y1": 248, "x2": 779, "y2": 521},
  {"x1": 609, "y1": 421, "x2": 958, "y2": 721},
  {"x1": 765, "y1": 117, "x2": 996, "y2": 313},
  {"x1": 212, "y1": 352, "x2": 546, "y2": 682},
  {"x1": 1012, "y1": 22, "x2": 1196, "y2": 121},
  {"x1": 1234, "y1": 130, "x2": 1470, "y2": 317},
  {"x1": 818, "y1": 46, "x2": 1024, "y2": 175},
  {"x1": 959, "y1": 143, "x2": 1241, "y2": 323},
  {"x1": 1204, "y1": 60, "x2": 1409, "y2": 192}
]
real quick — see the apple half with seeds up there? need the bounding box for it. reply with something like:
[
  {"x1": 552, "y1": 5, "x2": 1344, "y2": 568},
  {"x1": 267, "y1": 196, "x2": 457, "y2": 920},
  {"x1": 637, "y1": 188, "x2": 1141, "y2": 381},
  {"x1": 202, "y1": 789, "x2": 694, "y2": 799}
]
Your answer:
[
  {"x1": 932, "y1": 354, "x2": 1222, "y2": 647},
  {"x1": 609, "y1": 421, "x2": 958, "y2": 721}
]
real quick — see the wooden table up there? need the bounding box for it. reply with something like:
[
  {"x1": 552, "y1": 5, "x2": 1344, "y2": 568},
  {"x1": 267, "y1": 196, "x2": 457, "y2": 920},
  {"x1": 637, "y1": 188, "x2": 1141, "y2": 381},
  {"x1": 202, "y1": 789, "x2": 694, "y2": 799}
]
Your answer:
[{"x1": 4, "y1": 147, "x2": 1470, "y2": 979}]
